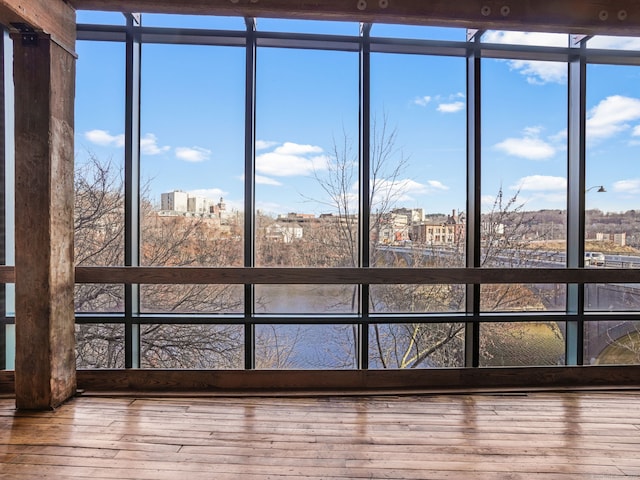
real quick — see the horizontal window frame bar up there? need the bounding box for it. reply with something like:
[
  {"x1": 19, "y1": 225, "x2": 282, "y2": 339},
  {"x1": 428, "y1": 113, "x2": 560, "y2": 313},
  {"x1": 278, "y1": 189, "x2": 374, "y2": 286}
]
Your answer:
[
  {"x1": 73, "y1": 311, "x2": 639, "y2": 325},
  {"x1": 74, "y1": 266, "x2": 639, "y2": 285}
]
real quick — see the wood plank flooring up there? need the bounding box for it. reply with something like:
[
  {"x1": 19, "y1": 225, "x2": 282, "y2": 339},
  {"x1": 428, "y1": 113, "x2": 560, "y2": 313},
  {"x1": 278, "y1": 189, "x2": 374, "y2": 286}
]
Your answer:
[{"x1": 1, "y1": 391, "x2": 640, "y2": 479}]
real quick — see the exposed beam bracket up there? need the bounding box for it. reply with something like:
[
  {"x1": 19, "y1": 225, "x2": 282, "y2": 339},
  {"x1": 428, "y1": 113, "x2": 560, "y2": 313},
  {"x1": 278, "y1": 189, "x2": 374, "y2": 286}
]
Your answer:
[{"x1": 10, "y1": 22, "x2": 38, "y2": 46}]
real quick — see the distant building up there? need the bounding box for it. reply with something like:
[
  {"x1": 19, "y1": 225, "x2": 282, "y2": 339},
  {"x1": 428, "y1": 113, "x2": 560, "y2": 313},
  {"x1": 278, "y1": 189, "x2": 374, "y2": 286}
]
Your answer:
[
  {"x1": 596, "y1": 232, "x2": 626, "y2": 247},
  {"x1": 412, "y1": 209, "x2": 465, "y2": 246},
  {"x1": 161, "y1": 190, "x2": 188, "y2": 212},
  {"x1": 160, "y1": 191, "x2": 228, "y2": 221},
  {"x1": 187, "y1": 196, "x2": 212, "y2": 215},
  {"x1": 265, "y1": 223, "x2": 303, "y2": 243},
  {"x1": 278, "y1": 212, "x2": 316, "y2": 221}
]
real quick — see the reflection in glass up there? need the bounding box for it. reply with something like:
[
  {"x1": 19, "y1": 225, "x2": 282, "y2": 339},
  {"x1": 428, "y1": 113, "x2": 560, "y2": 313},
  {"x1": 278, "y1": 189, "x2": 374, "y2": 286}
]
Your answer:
[
  {"x1": 369, "y1": 323, "x2": 465, "y2": 368},
  {"x1": 480, "y1": 322, "x2": 565, "y2": 366},
  {"x1": 141, "y1": 324, "x2": 244, "y2": 368}
]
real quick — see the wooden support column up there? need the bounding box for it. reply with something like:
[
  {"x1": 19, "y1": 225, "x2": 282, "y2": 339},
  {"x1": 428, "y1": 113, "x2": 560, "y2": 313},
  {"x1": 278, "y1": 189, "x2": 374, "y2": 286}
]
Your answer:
[{"x1": 12, "y1": 32, "x2": 76, "y2": 409}]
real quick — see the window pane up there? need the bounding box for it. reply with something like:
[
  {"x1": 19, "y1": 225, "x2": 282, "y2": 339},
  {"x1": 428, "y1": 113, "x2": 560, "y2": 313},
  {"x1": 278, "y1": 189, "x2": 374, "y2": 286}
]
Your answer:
[
  {"x1": 76, "y1": 324, "x2": 125, "y2": 368},
  {"x1": 482, "y1": 57, "x2": 568, "y2": 270},
  {"x1": 256, "y1": 324, "x2": 356, "y2": 369},
  {"x1": 75, "y1": 41, "x2": 125, "y2": 268},
  {"x1": 141, "y1": 44, "x2": 245, "y2": 268},
  {"x1": 255, "y1": 48, "x2": 358, "y2": 268},
  {"x1": 372, "y1": 24, "x2": 466, "y2": 41},
  {"x1": 482, "y1": 31, "x2": 568, "y2": 47},
  {"x1": 141, "y1": 324, "x2": 244, "y2": 368},
  {"x1": 4, "y1": 323, "x2": 14, "y2": 370},
  {"x1": 76, "y1": 11, "x2": 126, "y2": 25},
  {"x1": 255, "y1": 285, "x2": 357, "y2": 315},
  {"x1": 585, "y1": 320, "x2": 640, "y2": 365},
  {"x1": 75, "y1": 284, "x2": 125, "y2": 313},
  {"x1": 369, "y1": 323, "x2": 465, "y2": 368},
  {"x1": 370, "y1": 284, "x2": 465, "y2": 313},
  {"x1": 587, "y1": 36, "x2": 640, "y2": 50},
  {"x1": 257, "y1": 18, "x2": 359, "y2": 35},
  {"x1": 586, "y1": 283, "x2": 640, "y2": 312},
  {"x1": 480, "y1": 321, "x2": 565, "y2": 366},
  {"x1": 371, "y1": 53, "x2": 466, "y2": 267},
  {"x1": 140, "y1": 284, "x2": 243, "y2": 314},
  {"x1": 585, "y1": 64, "x2": 640, "y2": 270},
  {"x1": 141, "y1": 13, "x2": 245, "y2": 30},
  {"x1": 481, "y1": 284, "x2": 566, "y2": 312}
]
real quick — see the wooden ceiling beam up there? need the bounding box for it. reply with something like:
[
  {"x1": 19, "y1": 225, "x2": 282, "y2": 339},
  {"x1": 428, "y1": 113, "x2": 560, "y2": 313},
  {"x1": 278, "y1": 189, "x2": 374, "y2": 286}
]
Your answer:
[
  {"x1": 69, "y1": 0, "x2": 640, "y2": 36},
  {"x1": 0, "y1": 0, "x2": 75, "y2": 53}
]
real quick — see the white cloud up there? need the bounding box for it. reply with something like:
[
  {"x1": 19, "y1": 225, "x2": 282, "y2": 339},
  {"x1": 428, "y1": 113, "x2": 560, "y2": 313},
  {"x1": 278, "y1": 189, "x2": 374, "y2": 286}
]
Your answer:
[
  {"x1": 188, "y1": 188, "x2": 227, "y2": 199},
  {"x1": 414, "y1": 96, "x2": 432, "y2": 107},
  {"x1": 371, "y1": 178, "x2": 448, "y2": 207},
  {"x1": 509, "y1": 59, "x2": 567, "y2": 85},
  {"x1": 175, "y1": 146, "x2": 211, "y2": 162},
  {"x1": 274, "y1": 142, "x2": 323, "y2": 156},
  {"x1": 84, "y1": 129, "x2": 125, "y2": 147},
  {"x1": 613, "y1": 178, "x2": 640, "y2": 194},
  {"x1": 256, "y1": 140, "x2": 278, "y2": 151},
  {"x1": 256, "y1": 142, "x2": 329, "y2": 177},
  {"x1": 140, "y1": 133, "x2": 170, "y2": 156},
  {"x1": 483, "y1": 31, "x2": 568, "y2": 85},
  {"x1": 588, "y1": 36, "x2": 640, "y2": 50},
  {"x1": 484, "y1": 31, "x2": 568, "y2": 48},
  {"x1": 510, "y1": 175, "x2": 566, "y2": 192},
  {"x1": 494, "y1": 129, "x2": 556, "y2": 160},
  {"x1": 256, "y1": 175, "x2": 283, "y2": 186},
  {"x1": 426, "y1": 180, "x2": 449, "y2": 191},
  {"x1": 587, "y1": 95, "x2": 640, "y2": 140},
  {"x1": 633, "y1": 125, "x2": 640, "y2": 137},
  {"x1": 437, "y1": 101, "x2": 465, "y2": 113}
]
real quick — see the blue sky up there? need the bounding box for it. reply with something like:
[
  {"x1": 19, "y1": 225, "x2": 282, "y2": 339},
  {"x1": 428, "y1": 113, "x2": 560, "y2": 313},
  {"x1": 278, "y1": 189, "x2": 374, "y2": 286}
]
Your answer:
[{"x1": 75, "y1": 13, "x2": 640, "y2": 217}]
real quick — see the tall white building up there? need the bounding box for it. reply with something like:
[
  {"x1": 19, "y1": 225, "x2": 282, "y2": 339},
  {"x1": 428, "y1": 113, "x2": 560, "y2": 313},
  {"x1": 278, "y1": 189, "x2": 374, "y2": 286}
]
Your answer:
[{"x1": 161, "y1": 190, "x2": 189, "y2": 212}]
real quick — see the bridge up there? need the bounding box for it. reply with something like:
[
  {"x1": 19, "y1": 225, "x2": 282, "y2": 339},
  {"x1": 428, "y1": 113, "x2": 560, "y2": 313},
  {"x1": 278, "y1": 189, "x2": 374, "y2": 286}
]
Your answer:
[{"x1": 380, "y1": 245, "x2": 640, "y2": 363}]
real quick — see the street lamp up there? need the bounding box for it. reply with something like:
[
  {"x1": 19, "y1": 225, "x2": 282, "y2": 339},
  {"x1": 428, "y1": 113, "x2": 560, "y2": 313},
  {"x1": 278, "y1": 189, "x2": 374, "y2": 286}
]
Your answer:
[{"x1": 586, "y1": 185, "x2": 606, "y2": 193}]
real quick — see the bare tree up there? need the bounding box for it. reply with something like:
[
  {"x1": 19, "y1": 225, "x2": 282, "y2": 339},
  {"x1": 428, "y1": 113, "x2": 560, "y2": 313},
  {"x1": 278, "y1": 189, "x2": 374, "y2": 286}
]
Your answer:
[
  {"x1": 74, "y1": 155, "x2": 246, "y2": 368},
  {"x1": 304, "y1": 118, "x2": 563, "y2": 369}
]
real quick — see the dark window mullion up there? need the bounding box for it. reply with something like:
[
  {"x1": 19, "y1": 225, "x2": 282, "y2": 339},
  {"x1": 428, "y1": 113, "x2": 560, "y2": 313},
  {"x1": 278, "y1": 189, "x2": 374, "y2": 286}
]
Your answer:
[
  {"x1": 566, "y1": 39, "x2": 587, "y2": 366},
  {"x1": 465, "y1": 34, "x2": 482, "y2": 368},
  {"x1": 358, "y1": 23, "x2": 372, "y2": 370},
  {"x1": 124, "y1": 14, "x2": 142, "y2": 368},
  {"x1": 244, "y1": 18, "x2": 257, "y2": 370}
]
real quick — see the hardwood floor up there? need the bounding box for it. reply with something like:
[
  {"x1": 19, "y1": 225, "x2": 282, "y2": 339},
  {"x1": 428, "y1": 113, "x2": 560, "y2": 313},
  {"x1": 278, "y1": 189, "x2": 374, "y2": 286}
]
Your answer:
[{"x1": 1, "y1": 390, "x2": 640, "y2": 479}]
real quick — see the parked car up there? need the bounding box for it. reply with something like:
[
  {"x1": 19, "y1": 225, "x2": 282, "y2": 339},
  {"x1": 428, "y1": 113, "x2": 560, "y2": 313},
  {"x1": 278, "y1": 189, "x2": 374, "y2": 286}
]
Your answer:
[{"x1": 585, "y1": 251, "x2": 606, "y2": 266}]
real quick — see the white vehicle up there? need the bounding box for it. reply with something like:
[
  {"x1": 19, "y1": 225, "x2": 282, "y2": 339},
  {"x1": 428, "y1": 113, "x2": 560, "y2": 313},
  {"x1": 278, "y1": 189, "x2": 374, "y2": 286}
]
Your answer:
[{"x1": 585, "y1": 251, "x2": 605, "y2": 267}]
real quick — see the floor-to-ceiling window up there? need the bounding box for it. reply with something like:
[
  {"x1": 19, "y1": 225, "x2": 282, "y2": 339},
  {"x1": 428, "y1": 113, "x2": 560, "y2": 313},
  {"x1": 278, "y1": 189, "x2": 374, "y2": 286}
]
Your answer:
[{"x1": 6, "y1": 11, "x2": 627, "y2": 374}]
